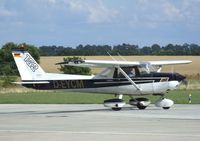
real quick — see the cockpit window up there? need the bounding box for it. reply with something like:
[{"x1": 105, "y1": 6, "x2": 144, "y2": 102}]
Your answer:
[
  {"x1": 115, "y1": 64, "x2": 156, "y2": 78},
  {"x1": 117, "y1": 66, "x2": 139, "y2": 78},
  {"x1": 139, "y1": 63, "x2": 157, "y2": 74}
]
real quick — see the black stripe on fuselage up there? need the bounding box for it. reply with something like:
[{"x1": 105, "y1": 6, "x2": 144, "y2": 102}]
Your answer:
[{"x1": 22, "y1": 78, "x2": 166, "y2": 90}]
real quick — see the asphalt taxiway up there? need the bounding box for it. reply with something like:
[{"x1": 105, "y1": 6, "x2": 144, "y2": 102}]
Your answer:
[{"x1": 0, "y1": 104, "x2": 200, "y2": 141}]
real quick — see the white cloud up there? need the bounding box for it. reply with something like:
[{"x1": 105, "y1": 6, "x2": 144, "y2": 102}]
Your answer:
[
  {"x1": 127, "y1": 0, "x2": 200, "y2": 29},
  {"x1": 181, "y1": 0, "x2": 200, "y2": 22},
  {"x1": 41, "y1": 0, "x2": 119, "y2": 23},
  {"x1": 63, "y1": 0, "x2": 119, "y2": 23},
  {"x1": 0, "y1": 9, "x2": 14, "y2": 17},
  {"x1": 87, "y1": 1, "x2": 119, "y2": 23},
  {"x1": 162, "y1": 2, "x2": 183, "y2": 21},
  {"x1": 67, "y1": 0, "x2": 85, "y2": 11},
  {"x1": 0, "y1": 0, "x2": 15, "y2": 17},
  {"x1": 47, "y1": 0, "x2": 57, "y2": 5},
  {"x1": 138, "y1": 0, "x2": 183, "y2": 21}
]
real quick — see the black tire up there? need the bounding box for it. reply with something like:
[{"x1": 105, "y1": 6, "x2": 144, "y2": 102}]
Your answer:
[
  {"x1": 112, "y1": 107, "x2": 122, "y2": 111},
  {"x1": 163, "y1": 107, "x2": 170, "y2": 110},
  {"x1": 136, "y1": 103, "x2": 147, "y2": 110}
]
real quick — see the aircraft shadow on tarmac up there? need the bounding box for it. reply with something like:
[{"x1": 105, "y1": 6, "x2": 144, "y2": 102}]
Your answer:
[
  {"x1": 0, "y1": 109, "x2": 107, "y2": 115},
  {"x1": 36, "y1": 107, "x2": 158, "y2": 114},
  {"x1": 0, "y1": 106, "x2": 161, "y2": 115}
]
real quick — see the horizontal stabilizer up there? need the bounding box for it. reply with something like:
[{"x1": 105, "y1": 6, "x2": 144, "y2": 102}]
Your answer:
[{"x1": 13, "y1": 81, "x2": 50, "y2": 84}]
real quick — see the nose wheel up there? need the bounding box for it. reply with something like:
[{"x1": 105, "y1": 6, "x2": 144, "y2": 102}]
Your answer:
[
  {"x1": 162, "y1": 107, "x2": 170, "y2": 110},
  {"x1": 155, "y1": 96, "x2": 174, "y2": 110}
]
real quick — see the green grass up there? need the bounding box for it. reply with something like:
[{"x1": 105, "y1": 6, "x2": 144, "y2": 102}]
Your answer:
[
  {"x1": 0, "y1": 90, "x2": 199, "y2": 104},
  {"x1": 0, "y1": 92, "x2": 113, "y2": 104}
]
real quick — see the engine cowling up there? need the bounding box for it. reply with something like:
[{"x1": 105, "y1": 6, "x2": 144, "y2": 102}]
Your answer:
[
  {"x1": 104, "y1": 99, "x2": 125, "y2": 111},
  {"x1": 129, "y1": 98, "x2": 151, "y2": 110},
  {"x1": 155, "y1": 98, "x2": 174, "y2": 109}
]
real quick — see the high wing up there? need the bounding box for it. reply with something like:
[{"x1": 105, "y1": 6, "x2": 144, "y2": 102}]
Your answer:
[
  {"x1": 56, "y1": 60, "x2": 192, "y2": 68},
  {"x1": 148, "y1": 60, "x2": 192, "y2": 66},
  {"x1": 56, "y1": 60, "x2": 140, "y2": 67}
]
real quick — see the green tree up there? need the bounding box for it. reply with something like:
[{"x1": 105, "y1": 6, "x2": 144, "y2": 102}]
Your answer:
[
  {"x1": 141, "y1": 46, "x2": 152, "y2": 55},
  {"x1": 0, "y1": 42, "x2": 40, "y2": 76},
  {"x1": 151, "y1": 44, "x2": 161, "y2": 55},
  {"x1": 190, "y1": 44, "x2": 200, "y2": 55},
  {"x1": 59, "y1": 56, "x2": 91, "y2": 75}
]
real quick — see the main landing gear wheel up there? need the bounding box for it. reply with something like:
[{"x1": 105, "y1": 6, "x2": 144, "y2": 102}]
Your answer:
[
  {"x1": 112, "y1": 107, "x2": 122, "y2": 111},
  {"x1": 162, "y1": 107, "x2": 170, "y2": 110},
  {"x1": 136, "y1": 103, "x2": 147, "y2": 110},
  {"x1": 129, "y1": 98, "x2": 151, "y2": 110},
  {"x1": 104, "y1": 98, "x2": 125, "y2": 111}
]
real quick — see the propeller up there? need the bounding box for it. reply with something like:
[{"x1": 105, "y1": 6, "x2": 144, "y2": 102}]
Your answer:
[
  {"x1": 170, "y1": 66, "x2": 189, "y2": 89},
  {"x1": 182, "y1": 77, "x2": 189, "y2": 90}
]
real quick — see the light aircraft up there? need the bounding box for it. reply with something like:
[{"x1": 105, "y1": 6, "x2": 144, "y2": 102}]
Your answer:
[{"x1": 12, "y1": 48, "x2": 191, "y2": 110}]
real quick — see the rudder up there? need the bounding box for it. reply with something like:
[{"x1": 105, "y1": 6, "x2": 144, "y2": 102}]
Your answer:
[{"x1": 12, "y1": 48, "x2": 45, "y2": 80}]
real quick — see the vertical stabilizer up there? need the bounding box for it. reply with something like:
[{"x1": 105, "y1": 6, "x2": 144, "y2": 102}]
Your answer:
[{"x1": 12, "y1": 49, "x2": 45, "y2": 80}]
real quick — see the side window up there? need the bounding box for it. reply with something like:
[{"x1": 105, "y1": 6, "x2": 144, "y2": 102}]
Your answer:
[
  {"x1": 128, "y1": 68, "x2": 135, "y2": 77},
  {"x1": 117, "y1": 67, "x2": 137, "y2": 78}
]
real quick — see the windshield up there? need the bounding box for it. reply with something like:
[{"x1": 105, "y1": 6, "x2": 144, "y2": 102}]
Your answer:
[{"x1": 139, "y1": 63, "x2": 157, "y2": 74}]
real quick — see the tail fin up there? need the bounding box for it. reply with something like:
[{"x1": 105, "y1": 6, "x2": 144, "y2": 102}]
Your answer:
[{"x1": 12, "y1": 49, "x2": 45, "y2": 80}]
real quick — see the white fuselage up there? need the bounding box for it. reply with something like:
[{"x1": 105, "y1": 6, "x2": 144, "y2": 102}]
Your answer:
[
  {"x1": 49, "y1": 75, "x2": 179, "y2": 95},
  {"x1": 82, "y1": 81, "x2": 179, "y2": 95}
]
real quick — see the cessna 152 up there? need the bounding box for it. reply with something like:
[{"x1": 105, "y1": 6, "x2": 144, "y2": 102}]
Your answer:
[{"x1": 12, "y1": 48, "x2": 191, "y2": 110}]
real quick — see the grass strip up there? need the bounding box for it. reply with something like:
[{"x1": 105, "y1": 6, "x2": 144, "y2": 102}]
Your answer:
[{"x1": 0, "y1": 90, "x2": 199, "y2": 104}]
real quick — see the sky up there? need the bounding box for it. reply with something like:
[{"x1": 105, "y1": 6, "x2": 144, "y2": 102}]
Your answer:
[{"x1": 0, "y1": 0, "x2": 200, "y2": 47}]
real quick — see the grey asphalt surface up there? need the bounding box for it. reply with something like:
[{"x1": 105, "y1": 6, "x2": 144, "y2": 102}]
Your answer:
[{"x1": 0, "y1": 104, "x2": 200, "y2": 141}]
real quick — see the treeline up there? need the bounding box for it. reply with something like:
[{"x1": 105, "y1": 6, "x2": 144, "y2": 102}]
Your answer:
[
  {"x1": 1, "y1": 42, "x2": 200, "y2": 57},
  {"x1": 39, "y1": 43, "x2": 200, "y2": 56}
]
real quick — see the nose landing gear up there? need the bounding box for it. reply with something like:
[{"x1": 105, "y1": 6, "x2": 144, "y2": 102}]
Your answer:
[{"x1": 155, "y1": 97, "x2": 174, "y2": 110}]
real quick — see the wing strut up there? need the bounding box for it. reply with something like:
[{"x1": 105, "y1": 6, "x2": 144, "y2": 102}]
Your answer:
[{"x1": 117, "y1": 67, "x2": 142, "y2": 91}]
